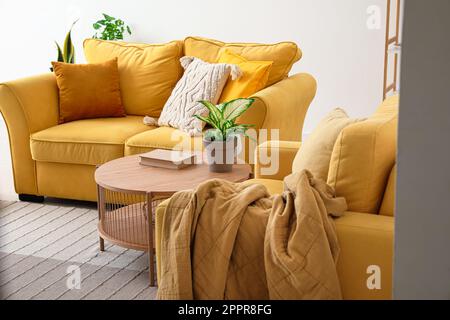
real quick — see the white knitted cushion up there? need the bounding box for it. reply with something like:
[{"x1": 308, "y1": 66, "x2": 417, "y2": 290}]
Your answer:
[{"x1": 157, "y1": 57, "x2": 241, "y2": 136}]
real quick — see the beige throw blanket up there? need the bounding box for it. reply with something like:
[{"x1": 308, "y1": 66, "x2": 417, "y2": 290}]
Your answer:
[{"x1": 157, "y1": 170, "x2": 347, "y2": 300}]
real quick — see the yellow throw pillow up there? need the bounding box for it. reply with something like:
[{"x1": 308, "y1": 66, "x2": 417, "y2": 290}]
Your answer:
[
  {"x1": 51, "y1": 58, "x2": 125, "y2": 124},
  {"x1": 83, "y1": 39, "x2": 184, "y2": 117},
  {"x1": 327, "y1": 96, "x2": 398, "y2": 213},
  {"x1": 217, "y1": 49, "x2": 272, "y2": 103},
  {"x1": 183, "y1": 36, "x2": 301, "y2": 86},
  {"x1": 292, "y1": 108, "x2": 362, "y2": 182}
]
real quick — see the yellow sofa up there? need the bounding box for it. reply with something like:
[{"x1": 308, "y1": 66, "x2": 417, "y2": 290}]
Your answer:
[
  {"x1": 155, "y1": 95, "x2": 398, "y2": 300},
  {"x1": 0, "y1": 37, "x2": 316, "y2": 202}
]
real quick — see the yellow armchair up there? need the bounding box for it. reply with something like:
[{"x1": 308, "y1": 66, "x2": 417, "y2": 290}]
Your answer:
[{"x1": 156, "y1": 97, "x2": 399, "y2": 300}]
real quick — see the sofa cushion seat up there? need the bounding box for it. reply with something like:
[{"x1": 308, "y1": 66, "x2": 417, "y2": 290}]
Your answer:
[
  {"x1": 30, "y1": 116, "x2": 152, "y2": 165},
  {"x1": 125, "y1": 126, "x2": 203, "y2": 156}
]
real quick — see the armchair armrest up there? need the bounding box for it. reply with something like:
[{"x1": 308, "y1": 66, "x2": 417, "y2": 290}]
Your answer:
[
  {"x1": 0, "y1": 73, "x2": 59, "y2": 195},
  {"x1": 335, "y1": 212, "x2": 394, "y2": 300},
  {"x1": 254, "y1": 140, "x2": 301, "y2": 180}
]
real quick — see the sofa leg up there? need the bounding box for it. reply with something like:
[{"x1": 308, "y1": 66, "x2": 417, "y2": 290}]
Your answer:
[{"x1": 19, "y1": 194, "x2": 45, "y2": 203}]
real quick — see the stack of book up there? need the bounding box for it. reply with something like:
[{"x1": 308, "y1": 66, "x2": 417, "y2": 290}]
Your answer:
[{"x1": 139, "y1": 149, "x2": 197, "y2": 169}]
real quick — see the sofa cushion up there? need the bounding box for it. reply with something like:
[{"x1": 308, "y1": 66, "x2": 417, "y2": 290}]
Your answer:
[
  {"x1": 30, "y1": 116, "x2": 152, "y2": 165},
  {"x1": 292, "y1": 108, "x2": 361, "y2": 182},
  {"x1": 217, "y1": 49, "x2": 272, "y2": 103},
  {"x1": 52, "y1": 58, "x2": 125, "y2": 123},
  {"x1": 125, "y1": 126, "x2": 203, "y2": 156},
  {"x1": 327, "y1": 95, "x2": 399, "y2": 214},
  {"x1": 184, "y1": 36, "x2": 301, "y2": 86},
  {"x1": 83, "y1": 39, "x2": 184, "y2": 117},
  {"x1": 158, "y1": 57, "x2": 237, "y2": 136}
]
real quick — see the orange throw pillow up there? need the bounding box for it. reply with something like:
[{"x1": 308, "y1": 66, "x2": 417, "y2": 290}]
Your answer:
[{"x1": 52, "y1": 58, "x2": 125, "y2": 123}]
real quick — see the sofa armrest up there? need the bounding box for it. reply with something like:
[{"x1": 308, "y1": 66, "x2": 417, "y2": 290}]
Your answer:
[
  {"x1": 335, "y1": 212, "x2": 394, "y2": 300},
  {"x1": 0, "y1": 73, "x2": 59, "y2": 194},
  {"x1": 241, "y1": 73, "x2": 316, "y2": 141},
  {"x1": 254, "y1": 140, "x2": 301, "y2": 180}
]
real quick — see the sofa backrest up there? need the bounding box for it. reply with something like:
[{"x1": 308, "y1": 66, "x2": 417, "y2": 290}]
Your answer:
[
  {"x1": 327, "y1": 95, "x2": 399, "y2": 214},
  {"x1": 183, "y1": 36, "x2": 302, "y2": 86},
  {"x1": 83, "y1": 39, "x2": 184, "y2": 117}
]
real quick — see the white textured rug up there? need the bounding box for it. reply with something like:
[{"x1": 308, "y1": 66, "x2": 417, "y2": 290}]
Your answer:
[{"x1": 0, "y1": 200, "x2": 156, "y2": 300}]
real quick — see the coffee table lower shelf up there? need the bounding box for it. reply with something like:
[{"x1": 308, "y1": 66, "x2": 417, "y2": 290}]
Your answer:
[
  {"x1": 97, "y1": 203, "x2": 154, "y2": 252},
  {"x1": 97, "y1": 188, "x2": 170, "y2": 287}
]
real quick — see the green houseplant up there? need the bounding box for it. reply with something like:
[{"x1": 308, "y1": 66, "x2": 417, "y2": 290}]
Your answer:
[
  {"x1": 54, "y1": 19, "x2": 78, "y2": 67},
  {"x1": 93, "y1": 14, "x2": 132, "y2": 40},
  {"x1": 194, "y1": 98, "x2": 255, "y2": 172}
]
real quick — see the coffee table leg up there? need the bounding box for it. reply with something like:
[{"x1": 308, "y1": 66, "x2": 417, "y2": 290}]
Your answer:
[
  {"x1": 97, "y1": 184, "x2": 105, "y2": 252},
  {"x1": 146, "y1": 193, "x2": 155, "y2": 286}
]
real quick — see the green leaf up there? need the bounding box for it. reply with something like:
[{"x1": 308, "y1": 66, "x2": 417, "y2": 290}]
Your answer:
[
  {"x1": 194, "y1": 114, "x2": 219, "y2": 129},
  {"x1": 222, "y1": 98, "x2": 255, "y2": 121},
  {"x1": 62, "y1": 19, "x2": 78, "y2": 63},
  {"x1": 103, "y1": 13, "x2": 114, "y2": 21},
  {"x1": 55, "y1": 42, "x2": 64, "y2": 62},
  {"x1": 93, "y1": 23, "x2": 101, "y2": 30},
  {"x1": 216, "y1": 102, "x2": 226, "y2": 113},
  {"x1": 69, "y1": 46, "x2": 75, "y2": 63},
  {"x1": 126, "y1": 25, "x2": 132, "y2": 35},
  {"x1": 199, "y1": 100, "x2": 222, "y2": 125},
  {"x1": 63, "y1": 30, "x2": 73, "y2": 62}
]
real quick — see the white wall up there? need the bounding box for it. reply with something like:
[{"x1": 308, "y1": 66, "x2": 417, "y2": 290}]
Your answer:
[{"x1": 0, "y1": 0, "x2": 387, "y2": 199}]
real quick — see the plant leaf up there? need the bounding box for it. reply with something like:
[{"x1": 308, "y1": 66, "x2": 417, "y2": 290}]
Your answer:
[
  {"x1": 216, "y1": 102, "x2": 226, "y2": 112},
  {"x1": 222, "y1": 98, "x2": 255, "y2": 121},
  {"x1": 103, "y1": 13, "x2": 114, "y2": 21},
  {"x1": 55, "y1": 42, "x2": 64, "y2": 62},
  {"x1": 69, "y1": 45, "x2": 75, "y2": 63},
  {"x1": 199, "y1": 100, "x2": 222, "y2": 125},
  {"x1": 63, "y1": 19, "x2": 78, "y2": 63},
  {"x1": 126, "y1": 25, "x2": 132, "y2": 35},
  {"x1": 193, "y1": 114, "x2": 219, "y2": 129}
]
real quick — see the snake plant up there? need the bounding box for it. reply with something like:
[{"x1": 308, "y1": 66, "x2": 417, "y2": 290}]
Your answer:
[
  {"x1": 194, "y1": 98, "x2": 255, "y2": 142},
  {"x1": 55, "y1": 19, "x2": 78, "y2": 64}
]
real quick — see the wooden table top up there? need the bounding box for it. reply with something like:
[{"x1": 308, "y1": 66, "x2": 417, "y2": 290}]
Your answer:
[{"x1": 95, "y1": 155, "x2": 252, "y2": 194}]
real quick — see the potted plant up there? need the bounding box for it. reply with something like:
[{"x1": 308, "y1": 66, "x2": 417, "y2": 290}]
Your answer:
[
  {"x1": 92, "y1": 13, "x2": 132, "y2": 40},
  {"x1": 194, "y1": 98, "x2": 255, "y2": 173}
]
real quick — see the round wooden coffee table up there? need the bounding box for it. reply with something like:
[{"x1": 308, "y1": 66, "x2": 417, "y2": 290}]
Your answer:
[{"x1": 94, "y1": 155, "x2": 251, "y2": 286}]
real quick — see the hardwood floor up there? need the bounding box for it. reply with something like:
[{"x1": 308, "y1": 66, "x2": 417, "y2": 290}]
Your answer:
[{"x1": 0, "y1": 200, "x2": 157, "y2": 300}]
